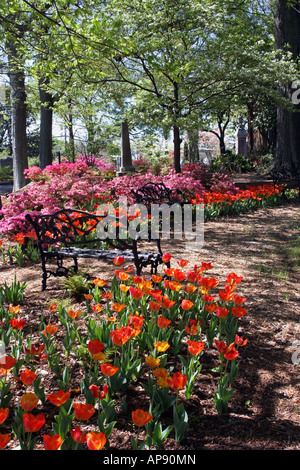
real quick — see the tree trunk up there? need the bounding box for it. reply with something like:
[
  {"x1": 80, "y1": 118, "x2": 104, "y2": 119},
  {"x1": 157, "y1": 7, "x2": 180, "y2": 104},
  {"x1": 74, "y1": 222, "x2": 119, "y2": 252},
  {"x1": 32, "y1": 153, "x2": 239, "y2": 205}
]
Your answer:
[
  {"x1": 39, "y1": 78, "x2": 54, "y2": 169},
  {"x1": 173, "y1": 124, "x2": 181, "y2": 173},
  {"x1": 67, "y1": 99, "x2": 75, "y2": 162},
  {"x1": 274, "y1": 0, "x2": 300, "y2": 173},
  {"x1": 6, "y1": 36, "x2": 28, "y2": 191},
  {"x1": 120, "y1": 120, "x2": 135, "y2": 173}
]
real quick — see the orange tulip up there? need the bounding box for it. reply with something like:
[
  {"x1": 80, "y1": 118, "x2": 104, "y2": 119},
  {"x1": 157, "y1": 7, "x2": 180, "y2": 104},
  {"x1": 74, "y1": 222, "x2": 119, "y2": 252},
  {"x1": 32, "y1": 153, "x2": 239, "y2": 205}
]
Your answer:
[
  {"x1": 0, "y1": 433, "x2": 11, "y2": 449},
  {"x1": 47, "y1": 390, "x2": 70, "y2": 407},
  {"x1": 184, "y1": 283, "x2": 197, "y2": 294},
  {"x1": 187, "y1": 340, "x2": 205, "y2": 356},
  {"x1": 232, "y1": 294, "x2": 247, "y2": 306},
  {"x1": 86, "y1": 432, "x2": 107, "y2": 450},
  {"x1": 181, "y1": 299, "x2": 193, "y2": 310},
  {"x1": 171, "y1": 372, "x2": 187, "y2": 391},
  {"x1": 128, "y1": 314, "x2": 144, "y2": 330},
  {"x1": 205, "y1": 303, "x2": 217, "y2": 313},
  {"x1": 162, "y1": 296, "x2": 176, "y2": 309},
  {"x1": 117, "y1": 271, "x2": 130, "y2": 281},
  {"x1": 45, "y1": 324, "x2": 59, "y2": 335},
  {"x1": 84, "y1": 294, "x2": 93, "y2": 300},
  {"x1": 152, "y1": 274, "x2": 163, "y2": 283},
  {"x1": 23, "y1": 413, "x2": 45, "y2": 432},
  {"x1": 0, "y1": 408, "x2": 9, "y2": 424},
  {"x1": 101, "y1": 291, "x2": 113, "y2": 300},
  {"x1": 20, "y1": 369, "x2": 37, "y2": 386},
  {"x1": 224, "y1": 343, "x2": 239, "y2": 360},
  {"x1": 110, "y1": 326, "x2": 133, "y2": 346},
  {"x1": 164, "y1": 268, "x2": 174, "y2": 277},
  {"x1": 9, "y1": 304, "x2": 20, "y2": 314},
  {"x1": 154, "y1": 341, "x2": 170, "y2": 352},
  {"x1": 157, "y1": 316, "x2": 171, "y2": 329},
  {"x1": 145, "y1": 356, "x2": 161, "y2": 368},
  {"x1": 148, "y1": 300, "x2": 161, "y2": 312},
  {"x1": 231, "y1": 306, "x2": 247, "y2": 318},
  {"x1": 24, "y1": 343, "x2": 45, "y2": 357},
  {"x1": 93, "y1": 278, "x2": 106, "y2": 287},
  {"x1": 165, "y1": 280, "x2": 182, "y2": 292},
  {"x1": 43, "y1": 434, "x2": 63, "y2": 450},
  {"x1": 198, "y1": 276, "x2": 219, "y2": 290},
  {"x1": 225, "y1": 273, "x2": 243, "y2": 290},
  {"x1": 101, "y1": 362, "x2": 119, "y2": 377},
  {"x1": 20, "y1": 392, "x2": 39, "y2": 411},
  {"x1": 174, "y1": 269, "x2": 186, "y2": 282},
  {"x1": 92, "y1": 304, "x2": 102, "y2": 313},
  {"x1": 235, "y1": 334, "x2": 248, "y2": 347},
  {"x1": 132, "y1": 409, "x2": 153, "y2": 427},
  {"x1": 112, "y1": 302, "x2": 126, "y2": 313},
  {"x1": 73, "y1": 403, "x2": 95, "y2": 421},
  {"x1": 177, "y1": 258, "x2": 189, "y2": 267},
  {"x1": 218, "y1": 290, "x2": 234, "y2": 301}
]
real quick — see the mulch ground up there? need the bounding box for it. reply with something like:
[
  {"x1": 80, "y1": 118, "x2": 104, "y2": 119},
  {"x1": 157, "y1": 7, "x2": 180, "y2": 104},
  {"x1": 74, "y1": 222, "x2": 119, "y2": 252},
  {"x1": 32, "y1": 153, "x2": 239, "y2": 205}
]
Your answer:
[{"x1": 0, "y1": 197, "x2": 300, "y2": 451}]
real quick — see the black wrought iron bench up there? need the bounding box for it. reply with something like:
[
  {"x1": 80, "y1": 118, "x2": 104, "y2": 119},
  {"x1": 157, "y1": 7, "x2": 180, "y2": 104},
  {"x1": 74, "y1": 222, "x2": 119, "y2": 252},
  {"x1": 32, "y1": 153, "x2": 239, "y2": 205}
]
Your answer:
[
  {"x1": 25, "y1": 182, "x2": 184, "y2": 291},
  {"x1": 269, "y1": 168, "x2": 300, "y2": 199}
]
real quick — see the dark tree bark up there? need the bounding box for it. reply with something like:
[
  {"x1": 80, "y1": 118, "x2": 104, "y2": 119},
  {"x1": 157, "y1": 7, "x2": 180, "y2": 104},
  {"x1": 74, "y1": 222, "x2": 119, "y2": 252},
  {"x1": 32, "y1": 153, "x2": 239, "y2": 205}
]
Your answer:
[
  {"x1": 67, "y1": 99, "x2": 75, "y2": 162},
  {"x1": 120, "y1": 120, "x2": 135, "y2": 173},
  {"x1": 173, "y1": 124, "x2": 182, "y2": 173},
  {"x1": 6, "y1": 35, "x2": 28, "y2": 191},
  {"x1": 39, "y1": 77, "x2": 55, "y2": 169},
  {"x1": 274, "y1": 0, "x2": 300, "y2": 173}
]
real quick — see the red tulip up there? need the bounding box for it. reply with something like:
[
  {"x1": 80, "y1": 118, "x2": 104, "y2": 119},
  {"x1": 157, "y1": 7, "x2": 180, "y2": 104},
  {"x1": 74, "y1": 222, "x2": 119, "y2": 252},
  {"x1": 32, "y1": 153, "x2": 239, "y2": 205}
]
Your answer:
[
  {"x1": 73, "y1": 403, "x2": 95, "y2": 421},
  {"x1": 20, "y1": 369, "x2": 37, "y2": 386},
  {"x1": 0, "y1": 433, "x2": 11, "y2": 449},
  {"x1": 0, "y1": 355, "x2": 16, "y2": 370},
  {"x1": 43, "y1": 434, "x2": 63, "y2": 450},
  {"x1": 87, "y1": 339, "x2": 104, "y2": 355},
  {"x1": 70, "y1": 426, "x2": 87, "y2": 443},
  {"x1": 0, "y1": 408, "x2": 9, "y2": 424},
  {"x1": 23, "y1": 413, "x2": 45, "y2": 432}
]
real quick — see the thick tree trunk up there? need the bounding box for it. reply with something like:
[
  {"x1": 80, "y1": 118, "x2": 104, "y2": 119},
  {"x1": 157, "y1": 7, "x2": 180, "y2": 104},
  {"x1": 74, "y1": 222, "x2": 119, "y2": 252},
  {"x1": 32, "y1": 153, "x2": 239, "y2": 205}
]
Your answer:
[
  {"x1": 173, "y1": 124, "x2": 181, "y2": 173},
  {"x1": 120, "y1": 120, "x2": 134, "y2": 173},
  {"x1": 6, "y1": 36, "x2": 28, "y2": 191},
  {"x1": 39, "y1": 78, "x2": 54, "y2": 169},
  {"x1": 274, "y1": 0, "x2": 300, "y2": 173}
]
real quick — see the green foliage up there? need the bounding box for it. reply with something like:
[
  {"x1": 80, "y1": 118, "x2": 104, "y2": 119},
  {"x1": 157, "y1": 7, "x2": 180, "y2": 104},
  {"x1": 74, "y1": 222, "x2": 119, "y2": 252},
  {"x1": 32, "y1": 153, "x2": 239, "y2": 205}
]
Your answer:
[
  {"x1": 61, "y1": 271, "x2": 93, "y2": 297},
  {"x1": 0, "y1": 166, "x2": 13, "y2": 181},
  {"x1": 0, "y1": 276, "x2": 27, "y2": 305},
  {"x1": 210, "y1": 151, "x2": 255, "y2": 174}
]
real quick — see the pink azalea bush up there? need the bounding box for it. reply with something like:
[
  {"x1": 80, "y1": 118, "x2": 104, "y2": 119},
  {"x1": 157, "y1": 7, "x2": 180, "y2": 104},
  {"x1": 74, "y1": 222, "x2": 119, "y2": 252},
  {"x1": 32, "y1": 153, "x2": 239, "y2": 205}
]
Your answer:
[{"x1": 0, "y1": 160, "x2": 238, "y2": 236}]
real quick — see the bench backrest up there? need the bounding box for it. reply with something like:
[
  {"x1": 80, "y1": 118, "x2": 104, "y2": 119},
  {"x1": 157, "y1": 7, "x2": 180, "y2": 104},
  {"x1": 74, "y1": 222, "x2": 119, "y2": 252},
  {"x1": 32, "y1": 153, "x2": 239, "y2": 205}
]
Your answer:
[
  {"x1": 131, "y1": 182, "x2": 183, "y2": 206},
  {"x1": 25, "y1": 209, "x2": 133, "y2": 250}
]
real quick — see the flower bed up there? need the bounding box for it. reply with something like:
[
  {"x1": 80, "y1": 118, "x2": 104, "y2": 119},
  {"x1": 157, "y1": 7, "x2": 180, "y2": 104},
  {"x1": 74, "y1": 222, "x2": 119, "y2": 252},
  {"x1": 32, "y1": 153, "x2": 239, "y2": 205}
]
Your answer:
[{"x1": 0, "y1": 255, "x2": 248, "y2": 450}]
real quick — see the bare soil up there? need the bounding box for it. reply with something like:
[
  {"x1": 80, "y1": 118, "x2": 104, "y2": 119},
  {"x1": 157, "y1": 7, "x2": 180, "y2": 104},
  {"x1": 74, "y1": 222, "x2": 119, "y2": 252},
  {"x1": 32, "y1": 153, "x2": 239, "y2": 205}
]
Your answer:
[{"x1": 0, "y1": 199, "x2": 300, "y2": 451}]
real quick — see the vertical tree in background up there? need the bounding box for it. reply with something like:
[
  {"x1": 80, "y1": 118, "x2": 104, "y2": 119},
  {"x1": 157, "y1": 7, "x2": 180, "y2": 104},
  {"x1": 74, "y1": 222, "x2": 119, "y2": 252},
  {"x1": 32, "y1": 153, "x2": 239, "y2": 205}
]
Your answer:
[
  {"x1": 275, "y1": 0, "x2": 300, "y2": 173},
  {"x1": 6, "y1": 27, "x2": 28, "y2": 191}
]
